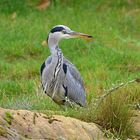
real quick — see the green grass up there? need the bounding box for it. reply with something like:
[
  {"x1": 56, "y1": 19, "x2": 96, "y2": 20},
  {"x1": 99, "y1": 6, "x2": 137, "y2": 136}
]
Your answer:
[{"x1": 0, "y1": 0, "x2": 140, "y2": 139}]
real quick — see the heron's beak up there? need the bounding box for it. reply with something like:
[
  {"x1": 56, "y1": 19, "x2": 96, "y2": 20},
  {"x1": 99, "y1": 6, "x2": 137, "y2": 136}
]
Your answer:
[{"x1": 67, "y1": 31, "x2": 93, "y2": 41}]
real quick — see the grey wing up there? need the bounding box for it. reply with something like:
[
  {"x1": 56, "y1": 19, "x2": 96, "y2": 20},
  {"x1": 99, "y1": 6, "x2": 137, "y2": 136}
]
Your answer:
[
  {"x1": 63, "y1": 58, "x2": 84, "y2": 87},
  {"x1": 63, "y1": 58, "x2": 86, "y2": 106}
]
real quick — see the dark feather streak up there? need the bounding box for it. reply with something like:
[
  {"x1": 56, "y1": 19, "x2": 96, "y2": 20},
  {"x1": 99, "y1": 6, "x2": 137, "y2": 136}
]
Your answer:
[
  {"x1": 40, "y1": 62, "x2": 45, "y2": 75},
  {"x1": 63, "y1": 63, "x2": 67, "y2": 74},
  {"x1": 63, "y1": 85, "x2": 68, "y2": 97}
]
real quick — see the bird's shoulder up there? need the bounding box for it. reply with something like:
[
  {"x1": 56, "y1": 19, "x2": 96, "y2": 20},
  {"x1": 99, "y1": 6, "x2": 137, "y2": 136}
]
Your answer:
[{"x1": 40, "y1": 56, "x2": 52, "y2": 75}]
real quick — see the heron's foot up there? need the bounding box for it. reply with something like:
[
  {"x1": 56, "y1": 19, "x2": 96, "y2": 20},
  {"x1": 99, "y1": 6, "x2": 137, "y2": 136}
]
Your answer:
[{"x1": 64, "y1": 97, "x2": 73, "y2": 108}]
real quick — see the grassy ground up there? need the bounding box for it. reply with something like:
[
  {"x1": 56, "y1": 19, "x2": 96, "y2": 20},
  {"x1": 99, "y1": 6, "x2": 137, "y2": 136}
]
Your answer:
[{"x1": 0, "y1": 0, "x2": 140, "y2": 139}]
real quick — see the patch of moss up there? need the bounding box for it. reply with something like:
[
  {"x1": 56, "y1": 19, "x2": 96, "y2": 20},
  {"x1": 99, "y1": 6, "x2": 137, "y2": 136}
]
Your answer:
[
  {"x1": 4, "y1": 112, "x2": 13, "y2": 125},
  {"x1": 0, "y1": 126, "x2": 7, "y2": 137}
]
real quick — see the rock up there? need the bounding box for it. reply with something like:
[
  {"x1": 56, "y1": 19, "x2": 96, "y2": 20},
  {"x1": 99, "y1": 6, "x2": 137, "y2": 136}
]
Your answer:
[{"x1": 0, "y1": 108, "x2": 107, "y2": 140}]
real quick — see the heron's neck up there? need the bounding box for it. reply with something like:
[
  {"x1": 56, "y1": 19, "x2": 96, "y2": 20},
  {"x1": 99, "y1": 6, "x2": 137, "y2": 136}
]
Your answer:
[
  {"x1": 48, "y1": 36, "x2": 59, "y2": 54},
  {"x1": 50, "y1": 46, "x2": 63, "y2": 82},
  {"x1": 48, "y1": 36, "x2": 63, "y2": 68},
  {"x1": 49, "y1": 44, "x2": 62, "y2": 57}
]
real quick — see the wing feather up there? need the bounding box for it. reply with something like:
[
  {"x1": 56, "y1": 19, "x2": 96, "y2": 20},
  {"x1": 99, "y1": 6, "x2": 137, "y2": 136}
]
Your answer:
[
  {"x1": 63, "y1": 58, "x2": 84, "y2": 88},
  {"x1": 63, "y1": 58, "x2": 86, "y2": 106}
]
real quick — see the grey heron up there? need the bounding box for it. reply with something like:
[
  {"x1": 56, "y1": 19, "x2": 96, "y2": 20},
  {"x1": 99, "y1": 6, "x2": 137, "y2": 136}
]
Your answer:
[{"x1": 40, "y1": 25, "x2": 92, "y2": 106}]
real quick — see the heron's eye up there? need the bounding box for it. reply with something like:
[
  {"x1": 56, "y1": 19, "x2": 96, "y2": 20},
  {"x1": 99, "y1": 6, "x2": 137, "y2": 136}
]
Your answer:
[{"x1": 61, "y1": 30, "x2": 66, "y2": 34}]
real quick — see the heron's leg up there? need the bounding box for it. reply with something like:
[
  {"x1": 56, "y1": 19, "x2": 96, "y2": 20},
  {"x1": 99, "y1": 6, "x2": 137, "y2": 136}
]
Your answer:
[
  {"x1": 43, "y1": 83, "x2": 48, "y2": 93},
  {"x1": 64, "y1": 97, "x2": 75, "y2": 108}
]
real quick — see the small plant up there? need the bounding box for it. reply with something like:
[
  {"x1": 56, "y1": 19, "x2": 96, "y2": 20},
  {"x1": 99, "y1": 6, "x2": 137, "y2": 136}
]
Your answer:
[
  {"x1": 0, "y1": 126, "x2": 7, "y2": 137},
  {"x1": 4, "y1": 112, "x2": 13, "y2": 125}
]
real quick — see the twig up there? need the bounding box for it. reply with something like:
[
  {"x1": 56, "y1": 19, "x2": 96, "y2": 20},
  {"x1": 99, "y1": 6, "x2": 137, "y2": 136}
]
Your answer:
[{"x1": 96, "y1": 78, "x2": 140, "y2": 108}]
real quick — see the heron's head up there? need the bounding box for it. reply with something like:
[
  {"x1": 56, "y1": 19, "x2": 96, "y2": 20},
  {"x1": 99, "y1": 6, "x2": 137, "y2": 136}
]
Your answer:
[{"x1": 46, "y1": 25, "x2": 93, "y2": 47}]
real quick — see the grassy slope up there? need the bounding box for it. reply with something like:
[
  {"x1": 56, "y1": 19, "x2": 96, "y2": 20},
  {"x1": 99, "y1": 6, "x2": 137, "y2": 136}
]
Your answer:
[{"x1": 0, "y1": 0, "x2": 140, "y2": 139}]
